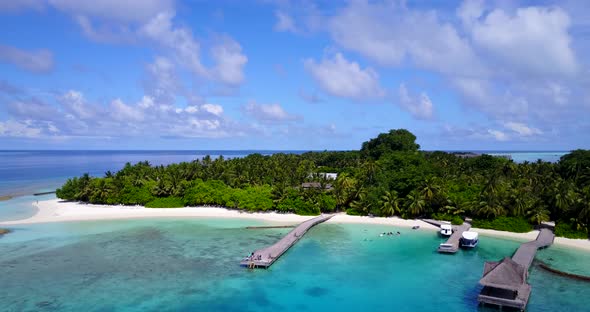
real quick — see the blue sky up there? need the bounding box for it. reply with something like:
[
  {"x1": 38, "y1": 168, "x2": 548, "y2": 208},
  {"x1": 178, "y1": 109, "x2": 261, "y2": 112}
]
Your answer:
[{"x1": 0, "y1": 0, "x2": 589, "y2": 151}]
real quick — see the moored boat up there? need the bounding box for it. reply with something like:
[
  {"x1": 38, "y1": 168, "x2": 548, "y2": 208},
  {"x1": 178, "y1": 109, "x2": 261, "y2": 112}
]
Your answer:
[
  {"x1": 460, "y1": 231, "x2": 479, "y2": 248},
  {"x1": 440, "y1": 224, "x2": 453, "y2": 237}
]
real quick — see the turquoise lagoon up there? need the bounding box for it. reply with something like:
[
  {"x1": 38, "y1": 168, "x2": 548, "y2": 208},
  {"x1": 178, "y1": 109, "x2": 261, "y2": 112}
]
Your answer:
[{"x1": 1, "y1": 218, "x2": 590, "y2": 312}]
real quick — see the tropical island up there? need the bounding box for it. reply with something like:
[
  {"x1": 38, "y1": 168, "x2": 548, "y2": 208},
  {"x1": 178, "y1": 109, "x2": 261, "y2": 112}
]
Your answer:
[{"x1": 54, "y1": 129, "x2": 590, "y2": 239}]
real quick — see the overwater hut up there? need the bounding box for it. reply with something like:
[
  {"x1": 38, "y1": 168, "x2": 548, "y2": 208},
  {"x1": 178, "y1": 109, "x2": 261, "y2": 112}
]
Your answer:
[{"x1": 478, "y1": 257, "x2": 530, "y2": 310}]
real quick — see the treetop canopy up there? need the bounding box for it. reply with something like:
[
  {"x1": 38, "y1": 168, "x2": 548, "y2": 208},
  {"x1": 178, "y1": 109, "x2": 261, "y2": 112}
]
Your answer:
[{"x1": 361, "y1": 129, "x2": 420, "y2": 159}]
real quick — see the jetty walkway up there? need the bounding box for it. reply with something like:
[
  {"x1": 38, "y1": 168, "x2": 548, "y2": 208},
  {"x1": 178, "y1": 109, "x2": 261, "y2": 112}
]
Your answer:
[
  {"x1": 240, "y1": 214, "x2": 333, "y2": 269},
  {"x1": 478, "y1": 228, "x2": 555, "y2": 310},
  {"x1": 422, "y1": 219, "x2": 471, "y2": 253},
  {"x1": 511, "y1": 228, "x2": 554, "y2": 268}
]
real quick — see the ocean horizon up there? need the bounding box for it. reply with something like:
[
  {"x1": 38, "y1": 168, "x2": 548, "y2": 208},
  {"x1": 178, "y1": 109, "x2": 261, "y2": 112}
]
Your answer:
[{"x1": 0, "y1": 150, "x2": 569, "y2": 198}]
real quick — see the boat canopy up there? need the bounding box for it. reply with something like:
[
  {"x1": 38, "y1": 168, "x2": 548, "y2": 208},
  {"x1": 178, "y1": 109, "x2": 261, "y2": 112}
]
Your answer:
[
  {"x1": 462, "y1": 231, "x2": 479, "y2": 240},
  {"x1": 441, "y1": 224, "x2": 452, "y2": 230}
]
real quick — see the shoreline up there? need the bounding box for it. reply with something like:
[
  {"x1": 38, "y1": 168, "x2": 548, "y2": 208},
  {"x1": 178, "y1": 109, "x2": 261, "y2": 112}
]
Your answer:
[{"x1": 2, "y1": 199, "x2": 589, "y2": 251}]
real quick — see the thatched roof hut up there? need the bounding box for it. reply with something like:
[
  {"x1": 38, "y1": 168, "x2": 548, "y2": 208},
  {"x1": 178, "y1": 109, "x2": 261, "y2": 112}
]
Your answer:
[{"x1": 480, "y1": 257, "x2": 526, "y2": 291}]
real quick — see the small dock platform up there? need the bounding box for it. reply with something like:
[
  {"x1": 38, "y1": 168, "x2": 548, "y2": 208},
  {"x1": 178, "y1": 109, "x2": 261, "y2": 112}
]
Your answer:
[
  {"x1": 240, "y1": 214, "x2": 333, "y2": 269},
  {"x1": 436, "y1": 222, "x2": 471, "y2": 253},
  {"x1": 478, "y1": 228, "x2": 555, "y2": 310}
]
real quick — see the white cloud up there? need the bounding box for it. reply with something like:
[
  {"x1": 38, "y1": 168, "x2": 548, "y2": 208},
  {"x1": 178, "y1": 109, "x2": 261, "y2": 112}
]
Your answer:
[
  {"x1": 398, "y1": 84, "x2": 434, "y2": 120},
  {"x1": 0, "y1": 45, "x2": 54, "y2": 73},
  {"x1": 48, "y1": 1, "x2": 248, "y2": 87},
  {"x1": 274, "y1": 11, "x2": 297, "y2": 32},
  {"x1": 444, "y1": 122, "x2": 542, "y2": 143},
  {"x1": 451, "y1": 77, "x2": 530, "y2": 117},
  {"x1": 202, "y1": 103, "x2": 223, "y2": 116},
  {"x1": 547, "y1": 82, "x2": 570, "y2": 106},
  {"x1": 140, "y1": 12, "x2": 248, "y2": 86},
  {"x1": 210, "y1": 37, "x2": 248, "y2": 85},
  {"x1": 185, "y1": 105, "x2": 199, "y2": 114},
  {"x1": 328, "y1": 0, "x2": 484, "y2": 76},
  {"x1": 138, "y1": 96, "x2": 155, "y2": 109},
  {"x1": 47, "y1": 0, "x2": 174, "y2": 44},
  {"x1": 488, "y1": 129, "x2": 509, "y2": 141},
  {"x1": 468, "y1": 5, "x2": 577, "y2": 77},
  {"x1": 316, "y1": 0, "x2": 585, "y2": 134},
  {"x1": 0, "y1": 120, "x2": 43, "y2": 138},
  {"x1": 244, "y1": 102, "x2": 300, "y2": 123},
  {"x1": 141, "y1": 11, "x2": 207, "y2": 77},
  {"x1": 304, "y1": 52, "x2": 384, "y2": 100},
  {"x1": 110, "y1": 98, "x2": 144, "y2": 122},
  {"x1": 49, "y1": 0, "x2": 174, "y2": 23},
  {"x1": 142, "y1": 56, "x2": 180, "y2": 105},
  {"x1": 457, "y1": 0, "x2": 485, "y2": 27},
  {"x1": 0, "y1": 90, "x2": 248, "y2": 140},
  {"x1": 188, "y1": 118, "x2": 220, "y2": 130},
  {"x1": 504, "y1": 122, "x2": 542, "y2": 136},
  {"x1": 73, "y1": 15, "x2": 136, "y2": 44},
  {"x1": 59, "y1": 90, "x2": 97, "y2": 119},
  {"x1": 0, "y1": 0, "x2": 45, "y2": 12},
  {"x1": 8, "y1": 98, "x2": 58, "y2": 120}
]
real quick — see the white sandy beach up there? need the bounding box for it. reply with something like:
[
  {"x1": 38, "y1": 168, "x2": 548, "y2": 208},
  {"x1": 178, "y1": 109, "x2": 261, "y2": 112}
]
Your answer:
[{"x1": 2, "y1": 199, "x2": 590, "y2": 251}]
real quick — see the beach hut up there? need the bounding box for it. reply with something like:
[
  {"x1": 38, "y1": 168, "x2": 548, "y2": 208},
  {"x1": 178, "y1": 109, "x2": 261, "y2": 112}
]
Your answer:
[{"x1": 478, "y1": 257, "x2": 530, "y2": 310}]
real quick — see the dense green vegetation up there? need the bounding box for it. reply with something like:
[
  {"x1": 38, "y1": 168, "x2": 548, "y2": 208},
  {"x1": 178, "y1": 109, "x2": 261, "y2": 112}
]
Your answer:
[
  {"x1": 145, "y1": 197, "x2": 184, "y2": 208},
  {"x1": 431, "y1": 213, "x2": 464, "y2": 226},
  {"x1": 471, "y1": 217, "x2": 533, "y2": 233},
  {"x1": 56, "y1": 129, "x2": 590, "y2": 238},
  {"x1": 555, "y1": 222, "x2": 589, "y2": 239}
]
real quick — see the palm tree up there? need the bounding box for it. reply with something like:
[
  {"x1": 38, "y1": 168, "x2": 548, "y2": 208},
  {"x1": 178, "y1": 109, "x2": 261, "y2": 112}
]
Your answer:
[
  {"x1": 350, "y1": 190, "x2": 370, "y2": 215},
  {"x1": 552, "y1": 180, "x2": 575, "y2": 216},
  {"x1": 473, "y1": 198, "x2": 506, "y2": 219},
  {"x1": 334, "y1": 173, "x2": 357, "y2": 209},
  {"x1": 380, "y1": 190, "x2": 400, "y2": 217},
  {"x1": 420, "y1": 177, "x2": 442, "y2": 209},
  {"x1": 527, "y1": 205, "x2": 550, "y2": 225},
  {"x1": 482, "y1": 173, "x2": 502, "y2": 199},
  {"x1": 511, "y1": 195, "x2": 531, "y2": 217},
  {"x1": 361, "y1": 160, "x2": 379, "y2": 185},
  {"x1": 153, "y1": 178, "x2": 172, "y2": 197},
  {"x1": 75, "y1": 173, "x2": 93, "y2": 201},
  {"x1": 92, "y1": 179, "x2": 114, "y2": 203},
  {"x1": 405, "y1": 190, "x2": 425, "y2": 217},
  {"x1": 442, "y1": 199, "x2": 465, "y2": 216},
  {"x1": 501, "y1": 162, "x2": 516, "y2": 178}
]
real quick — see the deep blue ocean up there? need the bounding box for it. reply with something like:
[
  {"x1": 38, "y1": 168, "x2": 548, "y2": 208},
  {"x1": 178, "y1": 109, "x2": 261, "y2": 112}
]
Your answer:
[{"x1": 1, "y1": 150, "x2": 588, "y2": 312}]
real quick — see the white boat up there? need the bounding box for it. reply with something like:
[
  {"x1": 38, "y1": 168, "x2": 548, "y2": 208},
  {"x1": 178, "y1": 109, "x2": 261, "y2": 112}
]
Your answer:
[
  {"x1": 440, "y1": 224, "x2": 453, "y2": 237},
  {"x1": 460, "y1": 231, "x2": 479, "y2": 248}
]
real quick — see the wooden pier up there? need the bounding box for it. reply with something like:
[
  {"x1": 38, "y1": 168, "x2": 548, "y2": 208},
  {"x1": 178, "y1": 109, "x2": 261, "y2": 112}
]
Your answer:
[
  {"x1": 240, "y1": 214, "x2": 333, "y2": 269},
  {"x1": 511, "y1": 228, "x2": 554, "y2": 268},
  {"x1": 478, "y1": 228, "x2": 555, "y2": 310},
  {"x1": 422, "y1": 219, "x2": 472, "y2": 254}
]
